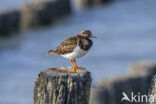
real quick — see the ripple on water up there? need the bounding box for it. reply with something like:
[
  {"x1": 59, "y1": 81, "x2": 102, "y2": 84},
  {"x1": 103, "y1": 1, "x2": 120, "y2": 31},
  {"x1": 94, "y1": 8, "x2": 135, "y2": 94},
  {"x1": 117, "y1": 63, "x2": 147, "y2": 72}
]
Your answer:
[{"x1": 1, "y1": 0, "x2": 156, "y2": 103}]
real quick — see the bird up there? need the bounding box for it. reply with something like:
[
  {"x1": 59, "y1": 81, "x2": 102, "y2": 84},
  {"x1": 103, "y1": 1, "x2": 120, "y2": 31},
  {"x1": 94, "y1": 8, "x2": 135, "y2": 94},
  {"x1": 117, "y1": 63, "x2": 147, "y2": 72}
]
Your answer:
[{"x1": 48, "y1": 30, "x2": 96, "y2": 72}]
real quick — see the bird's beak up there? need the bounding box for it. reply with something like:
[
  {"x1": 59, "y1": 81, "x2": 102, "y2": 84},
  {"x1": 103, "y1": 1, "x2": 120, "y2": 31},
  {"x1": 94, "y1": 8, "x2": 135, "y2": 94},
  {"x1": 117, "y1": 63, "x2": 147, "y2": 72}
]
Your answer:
[{"x1": 90, "y1": 34, "x2": 97, "y2": 38}]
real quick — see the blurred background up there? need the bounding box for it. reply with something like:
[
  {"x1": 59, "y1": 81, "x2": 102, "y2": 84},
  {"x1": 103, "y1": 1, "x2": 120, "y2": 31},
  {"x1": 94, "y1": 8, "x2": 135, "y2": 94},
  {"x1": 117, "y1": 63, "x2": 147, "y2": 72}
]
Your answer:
[{"x1": 0, "y1": 0, "x2": 156, "y2": 104}]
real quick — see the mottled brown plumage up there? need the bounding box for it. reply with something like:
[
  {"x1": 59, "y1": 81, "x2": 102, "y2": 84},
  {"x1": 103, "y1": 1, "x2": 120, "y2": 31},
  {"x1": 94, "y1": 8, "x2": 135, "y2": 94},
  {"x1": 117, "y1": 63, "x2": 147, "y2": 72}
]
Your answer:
[
  {"x1": 48, "y1": 36, "x2": 78, "y2": 55},
  {"x1": 48, "y1": 30, "x2": 95, "y2": 55},
  {"x1": 48, "y1": 30, "x2": 96, "y2": 72}
]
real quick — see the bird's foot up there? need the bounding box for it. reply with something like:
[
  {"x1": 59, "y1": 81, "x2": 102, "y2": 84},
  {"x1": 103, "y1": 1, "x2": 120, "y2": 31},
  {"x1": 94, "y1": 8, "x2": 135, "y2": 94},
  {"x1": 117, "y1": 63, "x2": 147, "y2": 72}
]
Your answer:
[{"x1": 72, "y1": 67, "x2": 77, "y2": 73}]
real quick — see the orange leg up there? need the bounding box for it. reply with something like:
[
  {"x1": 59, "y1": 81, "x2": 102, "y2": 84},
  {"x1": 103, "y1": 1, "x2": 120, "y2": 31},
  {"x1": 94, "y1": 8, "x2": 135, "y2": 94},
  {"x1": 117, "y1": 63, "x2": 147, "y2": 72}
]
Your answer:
[
  {"x1": 70, "y1": 59, "x2": 76, "y2": 72},
  {"x1": 73, "y1": 59, "x2": 84, "y2": 71}
]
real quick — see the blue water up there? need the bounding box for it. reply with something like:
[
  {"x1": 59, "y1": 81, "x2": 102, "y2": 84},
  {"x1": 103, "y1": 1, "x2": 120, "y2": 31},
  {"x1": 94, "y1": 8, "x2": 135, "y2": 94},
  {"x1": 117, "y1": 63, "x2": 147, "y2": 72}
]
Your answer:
[
  {"x1": 1, "y1": 0, "x2": 156, "y2": 103},
  {"x1": 0, "y1": 0, "x2": 31, "y2": 11}
]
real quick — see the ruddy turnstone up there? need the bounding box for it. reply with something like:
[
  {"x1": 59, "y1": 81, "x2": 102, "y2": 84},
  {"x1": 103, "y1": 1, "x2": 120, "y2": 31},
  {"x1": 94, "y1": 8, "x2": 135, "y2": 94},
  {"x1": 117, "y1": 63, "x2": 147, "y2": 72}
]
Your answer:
[{"x1": 48, "y1": 30, "x2": 96, "y2": 72}]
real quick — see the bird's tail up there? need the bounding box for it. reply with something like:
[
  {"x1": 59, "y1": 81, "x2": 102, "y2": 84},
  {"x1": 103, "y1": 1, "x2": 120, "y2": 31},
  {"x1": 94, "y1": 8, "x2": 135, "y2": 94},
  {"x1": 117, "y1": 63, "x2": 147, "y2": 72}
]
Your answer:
[{"x1": 48, "y1": 50, "x2": 55, "y2": 55}]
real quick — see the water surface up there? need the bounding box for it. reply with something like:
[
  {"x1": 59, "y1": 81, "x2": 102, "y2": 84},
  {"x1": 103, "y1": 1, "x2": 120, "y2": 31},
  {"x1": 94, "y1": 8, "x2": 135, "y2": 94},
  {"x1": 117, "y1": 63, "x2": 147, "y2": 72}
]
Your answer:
[{"x1": 1, "y1": 0, "x2": 156, "y2": 103}]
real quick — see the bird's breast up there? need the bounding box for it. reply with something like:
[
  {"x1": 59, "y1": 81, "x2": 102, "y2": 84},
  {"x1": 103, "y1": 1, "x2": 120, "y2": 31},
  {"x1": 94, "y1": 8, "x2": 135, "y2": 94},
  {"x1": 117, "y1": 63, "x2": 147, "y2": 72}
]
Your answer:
[
  {"x1": 79, "y1": 38, "x2": 93, "y2": 51},
  {"x1": 61, "y1": 45, "x2": 88, "y2": 59}
]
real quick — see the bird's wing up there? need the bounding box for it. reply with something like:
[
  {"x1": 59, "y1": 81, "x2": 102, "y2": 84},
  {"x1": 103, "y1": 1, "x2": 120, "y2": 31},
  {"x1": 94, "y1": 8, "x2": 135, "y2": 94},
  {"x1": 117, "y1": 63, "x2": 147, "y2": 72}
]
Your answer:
[{"x1": 52, "y1": 36, "x2": 78, "y2": 55}]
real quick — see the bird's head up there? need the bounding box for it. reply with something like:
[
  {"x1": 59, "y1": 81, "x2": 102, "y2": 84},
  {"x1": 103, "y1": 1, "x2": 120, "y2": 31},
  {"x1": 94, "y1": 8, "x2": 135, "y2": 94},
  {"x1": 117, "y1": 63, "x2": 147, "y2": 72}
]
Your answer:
[{"x1": 80, "y1": 30, "x2": 96, "y2": 39}]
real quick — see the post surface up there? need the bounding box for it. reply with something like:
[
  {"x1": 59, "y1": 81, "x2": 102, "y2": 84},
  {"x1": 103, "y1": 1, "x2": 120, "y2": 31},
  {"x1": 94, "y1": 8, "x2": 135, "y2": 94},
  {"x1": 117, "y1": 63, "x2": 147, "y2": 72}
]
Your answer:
[
  {"x1": 33, "y1": 67, "x2": 92, "y2": 104},
  {"x1": 149, "y1": 75, "x2": 156, "y2": 104}
]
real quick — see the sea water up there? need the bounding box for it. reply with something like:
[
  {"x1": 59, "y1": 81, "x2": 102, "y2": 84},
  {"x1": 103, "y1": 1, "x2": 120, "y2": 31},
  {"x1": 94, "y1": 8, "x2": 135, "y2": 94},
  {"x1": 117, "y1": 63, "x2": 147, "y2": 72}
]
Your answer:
[{"x1": 0, "y1": 0, "x2": 156, "y2": 103}]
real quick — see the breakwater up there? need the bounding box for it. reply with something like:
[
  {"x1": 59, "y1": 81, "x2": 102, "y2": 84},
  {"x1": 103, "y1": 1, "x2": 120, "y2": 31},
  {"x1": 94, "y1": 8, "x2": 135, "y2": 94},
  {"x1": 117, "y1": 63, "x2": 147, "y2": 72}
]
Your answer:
[
  {"x1": 0, "y1": 0, "x2": 115, "y2": 36},
  {"x1": 90, "y1": 62, "x2": 156, "y2": 104},
  {"x1": 0, "y1": 0, "x2": 71, "y2": 36}
]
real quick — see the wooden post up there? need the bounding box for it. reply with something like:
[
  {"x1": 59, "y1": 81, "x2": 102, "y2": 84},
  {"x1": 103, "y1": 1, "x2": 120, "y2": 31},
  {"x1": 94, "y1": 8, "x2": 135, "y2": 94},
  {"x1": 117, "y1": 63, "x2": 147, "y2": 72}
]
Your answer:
[
  {"x1": 149, "y1": 75, "x2": 156, "y2": 104},
  {"x1": 33, "y1": 67, "x2": 92, "y2": 104},
  {"x1": 0, "y1": 10, "x2": 20, "y2": 35},
  {"x1": 21, "y1": 0, "x2": 71, "y2": 30}
]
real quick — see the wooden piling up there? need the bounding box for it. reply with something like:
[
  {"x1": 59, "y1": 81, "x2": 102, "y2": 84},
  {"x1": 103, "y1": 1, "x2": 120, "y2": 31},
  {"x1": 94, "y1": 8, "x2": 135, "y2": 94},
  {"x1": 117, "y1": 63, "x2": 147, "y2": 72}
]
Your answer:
[
  {"x1": 33, "y1": 67, "x2": 92, "y2": 104},
  {"x1": 149, "y1": 75, "x2": 156, "y2": 104},
  {"x1": 0, "y1": 9, "x2": 20, "y2": 35},
  {"x1": 21, "y1": 0, "x2": 71, "y2": 30}
]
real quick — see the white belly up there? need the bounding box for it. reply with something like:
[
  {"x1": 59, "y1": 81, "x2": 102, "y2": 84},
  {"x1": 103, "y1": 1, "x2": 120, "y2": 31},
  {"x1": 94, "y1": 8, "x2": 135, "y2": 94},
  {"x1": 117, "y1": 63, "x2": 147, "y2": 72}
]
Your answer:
[{"x1": 61, "y1": 45, "x2": 88, "y2": 59}]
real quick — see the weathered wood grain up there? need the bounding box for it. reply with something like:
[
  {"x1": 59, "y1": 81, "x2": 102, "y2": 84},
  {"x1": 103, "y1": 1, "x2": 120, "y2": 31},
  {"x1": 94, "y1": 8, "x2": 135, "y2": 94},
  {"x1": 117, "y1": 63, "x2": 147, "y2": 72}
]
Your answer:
[{"x1": 34, "y1": 67, "x2": 92, "y2": 104}]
